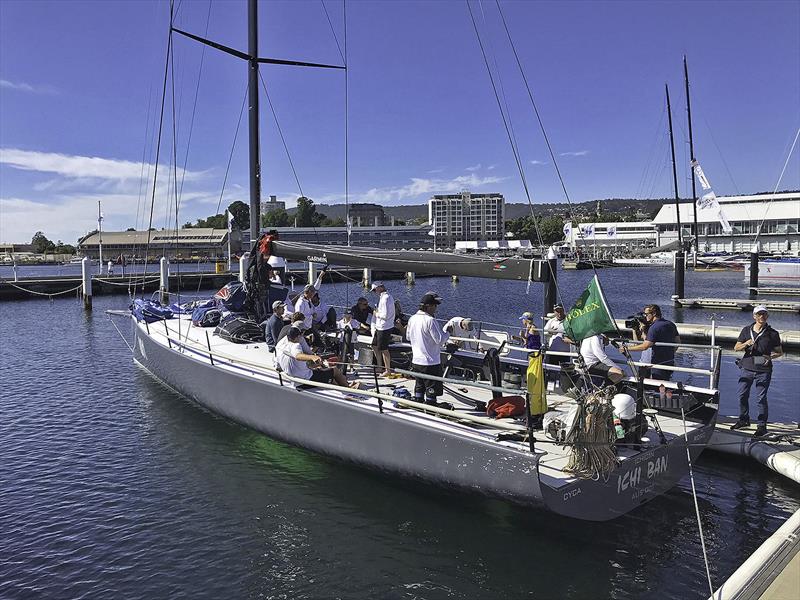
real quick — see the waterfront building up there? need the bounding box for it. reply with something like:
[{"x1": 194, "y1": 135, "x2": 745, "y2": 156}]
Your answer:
[
  {"x1": 266, "y1": 224, "x2": 433, "y2": 250},
  {"x1": 429, "y1": 191, "x2": 505, "y2": 248},
  {"x1": 78, "y1": 228, "x2": 231, "y2": 261},
  {"x1": 261, "y1": 195, "x2": 286, "y2": 216},
  {"x1": 346, "y1": 203, "x2": 387, "y2": 227},
  {"x1": 564, "y1": 221, "x2": 659, "y2": 251},
  {"x1": 564, "y1": 193, "x2": 800, "y2": 254},
  {"x1": 652, "y1": 192, "x2": 800, "y2": 253}
]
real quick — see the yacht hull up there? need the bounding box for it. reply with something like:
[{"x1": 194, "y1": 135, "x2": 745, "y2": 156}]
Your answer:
[{"x1": 132, "y1": 322, "x2": 545, "y2": 506}]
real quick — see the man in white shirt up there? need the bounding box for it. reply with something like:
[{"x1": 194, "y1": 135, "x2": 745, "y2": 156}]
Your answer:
[
  {"x1": 406, "y1": 292, "x2": 450, "y2": 405},
  {"x1": 276, "y1": 327, "x2": 351, "y2": 388},
  {"x1": 293, "y1": 269, "x2": 326, "y2": 330},
  {"x1": 370, "y1": 281, "x2": 395, "y2": 377},
  {"x1": 544, "y1": 304, "x2": 574, "y2": 357},
  {"x1": 580, "y1": 333, "x2": 624, "y2": 384},
  {"x1": 444, "y1": 317, "x2": 477, "y2": 350}
]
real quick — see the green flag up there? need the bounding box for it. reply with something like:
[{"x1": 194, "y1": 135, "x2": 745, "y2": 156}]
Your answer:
[{"x1": 563, "y1": 275, "x2": 616, "y2": 342}]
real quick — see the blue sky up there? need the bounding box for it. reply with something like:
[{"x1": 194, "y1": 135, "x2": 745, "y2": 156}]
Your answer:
[{"x1": 1, "y1": 0, "x2": 798, "y2": 244}]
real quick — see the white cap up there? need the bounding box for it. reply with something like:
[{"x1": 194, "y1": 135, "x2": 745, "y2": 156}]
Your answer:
[
  {"x1": 370, "y1": 281, "x2": 385, "y2": 291},
  {"x1": 752, "y1": 304, "x2": 768, "y2": 316}
]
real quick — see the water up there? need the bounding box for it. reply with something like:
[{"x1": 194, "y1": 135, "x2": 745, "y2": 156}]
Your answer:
[{"x1": 2, "y1": 268, "x2": 799, "y2": 599}]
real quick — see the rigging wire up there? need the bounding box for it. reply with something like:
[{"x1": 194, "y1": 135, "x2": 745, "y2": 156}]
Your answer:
[
  {"x1": 752, "y1": 126, "x2": 800, "y2": 245},
  {"x1": 257, "y1": 71, "x2": 305, "y2": 199},
  {"x1": 169, "y1": 24, "x2": 183, "y2": 342},
  {"x1": 136, "y1": 0, "x2": 175, "y2": 300}
]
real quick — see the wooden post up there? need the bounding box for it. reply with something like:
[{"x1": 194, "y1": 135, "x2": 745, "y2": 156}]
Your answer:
[
  {"x1": 159, "y1": 257, "x2": 169, "y2": 304},
  {"x1": 81, "y1": 256, "x2": 92, "y2": 310},
  {"x1": 406, "y1": 271, "x2": 415, "y2": 285},
  {"x1": 362, "y1": 268, "x2": 372, "y2": 289}
]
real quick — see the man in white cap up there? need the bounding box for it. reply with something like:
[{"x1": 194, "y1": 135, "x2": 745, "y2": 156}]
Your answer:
[
  {"x1": 444, "y1": 317, "x2": 476, "y2": 350},
  {"x1": 730, "y1": 305, "x2": 783, "y2": 437},
  {"x1": 370, "y1": 281, "x2": 395, "y2": 376},
  {"x1": 293, "y1": 268, "x2": 326, "y2": 330},
  {"x1": 406, "y1": 291, "x2": 449, "y2": 405}
]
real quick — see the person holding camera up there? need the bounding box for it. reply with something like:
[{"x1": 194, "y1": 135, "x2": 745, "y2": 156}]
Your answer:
[
  {"x1": 623, "y1": 304, "x2": 679, "y2": 380},
  {"x1": 730, "y1": 305, "x2": 783, "y2": 437}
]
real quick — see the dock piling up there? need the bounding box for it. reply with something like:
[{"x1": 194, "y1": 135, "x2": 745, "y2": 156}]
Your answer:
[
  {"x1": 81, "y1": 257, "x2": 92, "y2": 310},
  {"x1": 362, "y1": 268, "x2": 371, "y2": 289},
  {"x1": 159, "y1": 257, "x2": 169, "y2": 304},
  {"x1": 405, "y1": 272, "x2": 415, "y2": 285},
  {"x1": 674, "y1": 249, "x2": 686, "y2": 306},
  {"x1": 748, "y1": 242, "x2": 759, "y2": 300}
]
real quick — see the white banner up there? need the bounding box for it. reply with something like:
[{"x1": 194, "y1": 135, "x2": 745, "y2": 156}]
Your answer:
[
  {"x1": 692, "y1": 160, "x2": 711, "y2": 191},
  {"x1": 580, "y1": 224, "x2": 595, "y2": 239},
  {"x1": 227, "y1": 209, "x2": 234, "y2": 233},
  {"x1": 563, "y1": 222, "x2": 572, "y2": 239},
  {"x1": 606, "y1": 226, "x2": 617, "y2": 238}
]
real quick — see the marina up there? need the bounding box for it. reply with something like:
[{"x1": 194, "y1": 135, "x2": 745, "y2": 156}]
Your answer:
[{"x1": 2, "y1": 0, "x2": 798, "y2": 598}]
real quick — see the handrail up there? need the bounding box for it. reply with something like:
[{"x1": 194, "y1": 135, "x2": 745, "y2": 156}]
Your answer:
[
  {"x1": 142, "y1": 319, "x2": 529, "y2": 434},
  {"x1": 392, "y1": 367, "x2": 525, "y2": 396}
]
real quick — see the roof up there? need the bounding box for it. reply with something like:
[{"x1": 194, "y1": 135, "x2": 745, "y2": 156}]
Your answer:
[
  {"x1": 652, "y1": 194, "x2": 800, "y2": 225},
  {"x1": 79, "y1": 228, "x2": 228, "y2": 247},
  {"x1": 455, "y1": 240, "x2": 532, "y2": 249}
]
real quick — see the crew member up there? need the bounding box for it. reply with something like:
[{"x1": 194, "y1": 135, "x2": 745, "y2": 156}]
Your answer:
[
  {"x1": 265, "y1": 301, "x2": 285, "y2": 352},
  {"x1": 730, "y1": 305, "x2": 783, "y2": 437},
  {"x1": 515, "y1": 311, "x2": 541, "y2": 350},
  {"x1": 370, "y1": 282, "x2": 395, "y2": 377},
  {"x1": 444, "y1": 317, "x2": 476, "y2": 350},
  {"x1": 293, "y1": 267, "x2": 326, "y2": 329},
  {"x1": 351, "y1": 297, "x2": 373, "y2": 335},
  {"x1": 544, "y1": 304, "x2": 573, "y2": 360},
  {"x1": 275, "y1": 327, "x2": 354, "y2": 388},
  {"x1": 406, "y1": 292, "x2": 450, "y2": 405},
  {"x1": 337, "y1": 309, "x2": 361, "y2": 345},
  {"x1": 580, "y1": 333, "x2": 624, "y2": 384},
  {"x1": 623, "y1": 304, "x2": 679, "y2": 380}
]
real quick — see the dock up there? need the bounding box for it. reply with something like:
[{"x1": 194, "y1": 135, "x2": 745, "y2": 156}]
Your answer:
[
  {"x1": 0, "y1": 272, "x2": 236, "y2": 301},
  {"x1": 674, "y1": 297, "x2": 800, "y2": 314},
  {"x1": 708, "y1": 420, "x2": 800, "y2": 600},
  {"x1": 750, "y1": 287, "x2": 800, "y2": 297}
]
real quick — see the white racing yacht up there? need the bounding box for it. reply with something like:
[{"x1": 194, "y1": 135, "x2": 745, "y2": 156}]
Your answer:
[{"x1": 112, "y1": 0, "x2": 721, "y2": 522}]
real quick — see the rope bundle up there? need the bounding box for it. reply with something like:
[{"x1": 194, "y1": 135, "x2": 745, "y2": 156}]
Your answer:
[{"x1": 564, "y1": 387, "x2": 619, "y2": 479}]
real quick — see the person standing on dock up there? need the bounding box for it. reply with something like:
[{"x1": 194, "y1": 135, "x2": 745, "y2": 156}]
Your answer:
[
  {"x1": 407, "y1": 292, "x2": 450, "y2": 406},
  {"x1": 107, "y1": 260, "x2": 114, "y2": 276},
  {"x1": 731, "y1": 305, "x2": 783, "y2": 437},
  {"x1": 623, "y1": 304, "x2": 679, "y2": 380},
  {"x1": 370, "y1": 282, "x2": 395, "y2": 377}
]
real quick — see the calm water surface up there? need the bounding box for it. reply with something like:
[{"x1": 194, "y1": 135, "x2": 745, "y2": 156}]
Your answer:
[{"x1": 1, "y1": 267, "x2": 798, "y2": 599}]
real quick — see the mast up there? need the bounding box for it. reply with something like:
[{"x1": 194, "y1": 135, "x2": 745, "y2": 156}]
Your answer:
[
  {"x1": 247, "y1": 0, "x2": 261, "y2": 250},
  {"x1": 684, "y1": 56, "x2": 699, "y2": 258},
  {"x1": 98, "y1": 200, "x2": 103, "y2": 274},
  {"x1": 666, "y1": 84, "x2": 685, "y2": 301}
]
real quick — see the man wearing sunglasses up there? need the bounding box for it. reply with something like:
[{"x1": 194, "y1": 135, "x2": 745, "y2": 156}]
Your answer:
[{"x1": 623, "y1": 304, "x2": 679, "y2": 380}]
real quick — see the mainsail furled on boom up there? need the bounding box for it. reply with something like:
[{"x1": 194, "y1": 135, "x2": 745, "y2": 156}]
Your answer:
[{"x1": 268, "y1": 240, "x2": 551, "y2": 282}]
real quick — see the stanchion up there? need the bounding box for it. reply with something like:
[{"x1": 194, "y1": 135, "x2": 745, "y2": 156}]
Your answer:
[
  {"x1": 749, "y1": 242, "x2": 760, "y2": 300},
  {"x1": 159, "y1": 257, "x2": 169, "y2": 304},
  {"x1": 81, "y1": 257, "x2": 92, "y2": 310}
]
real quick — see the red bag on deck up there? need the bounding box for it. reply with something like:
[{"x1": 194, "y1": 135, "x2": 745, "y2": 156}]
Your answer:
[{"x1": 486, "y1": 396, "x2": 526, "y2": 419}]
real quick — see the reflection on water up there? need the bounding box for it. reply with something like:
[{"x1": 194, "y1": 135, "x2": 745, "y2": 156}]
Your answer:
[{"x1": 1, "y1": 268, "x2": 799, "y2": 599}]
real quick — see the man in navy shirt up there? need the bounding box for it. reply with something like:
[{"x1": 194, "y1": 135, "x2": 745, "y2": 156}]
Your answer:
[
  {"x1": 731, "y1": 305, "x2": 783, "y2": 437},
  {"x1": 624, "y1": 304, "x2": 679, "y2": 380},
  {"x1": 264, "y1": 301, "x2": 286, "y2": 353}
]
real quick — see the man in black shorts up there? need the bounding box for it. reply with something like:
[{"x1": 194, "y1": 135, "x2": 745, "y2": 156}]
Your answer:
[
  {"x1": 406, "y1": 292, "x2": 450, "y2": 405},
  {"x1": 370, "y1": 282, "x2": 396, "y2": 377}
]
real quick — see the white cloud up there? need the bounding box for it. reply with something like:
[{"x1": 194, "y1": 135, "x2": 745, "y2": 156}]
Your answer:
[
  {"x1": 359, "y1": 173, "x2": 505, "y2": 204},
  {"x1": 0, "y1": 148, "x2": 205, "y2": 183},
  {"x1": 465, "y1": 163, "x2": 482, "y2": 172},
  {"x1": 487, "y1": 164, "x2": 496, "y2": 170},
  {"x1": 427, "y1": 168, "x2": 445, "y2": 174},
  {"x1": 529, "y1": 160, "x2": 548, "y2": 166},
  {"x1": 559, "y1": 150, "x2": 589, "y2": 157},
  {"x1": 0, "y1": 79, "x2": 57, "y2": 94}
]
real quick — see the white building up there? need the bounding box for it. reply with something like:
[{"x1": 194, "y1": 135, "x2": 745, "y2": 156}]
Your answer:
[
  {"x1": 564, "y1": 221, "x2": 659, "y2": 251},
  {"x1": 429, "y1": 191, "x2": 505, "y2": 248},
  {"x1": 564, "y1": 192, "x2": 800, "y2": 254},
  {"x1": 652, "y1": 192, "x2": 799, "y2": 253},
  {"x1": 261, "y1": 195, "x2": 286, "y2": 216}
]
